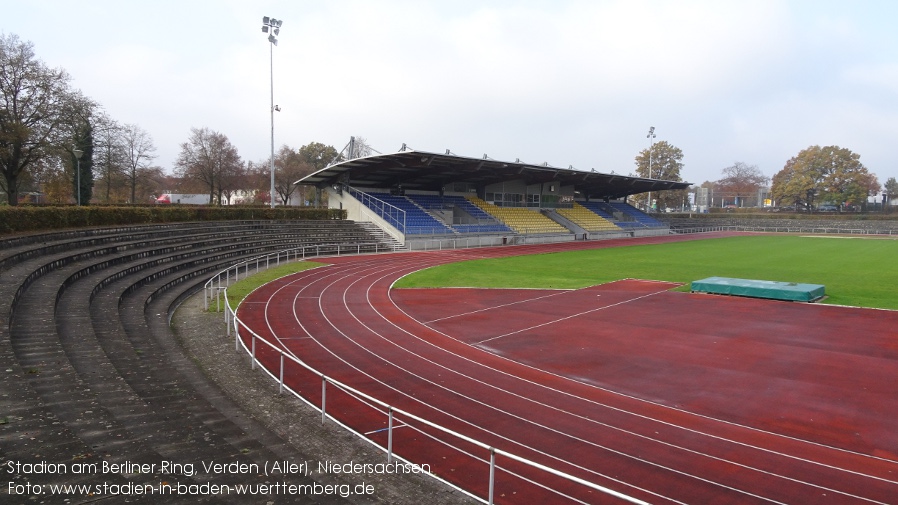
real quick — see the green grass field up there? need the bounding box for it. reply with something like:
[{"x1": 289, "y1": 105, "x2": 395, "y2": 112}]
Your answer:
[
  {"x1": 394, "y1": 235, "x2": 898, "y2": 310},
  {"x1": 211, "y1": 261, "x2": 326, "y2": 312}
]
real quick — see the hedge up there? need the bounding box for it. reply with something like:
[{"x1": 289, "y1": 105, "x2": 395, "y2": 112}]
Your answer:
[{"x1": 0, "y1": 205, "x2": 346, "y2": 235}]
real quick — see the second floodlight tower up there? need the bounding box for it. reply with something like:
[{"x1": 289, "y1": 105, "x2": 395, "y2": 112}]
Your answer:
[
  {"x1": 646, "y1": 126, "x2": 656, "y2": 212},
  {"x1": 262, "y1": 16, "x2": 283, "y2": 208}
]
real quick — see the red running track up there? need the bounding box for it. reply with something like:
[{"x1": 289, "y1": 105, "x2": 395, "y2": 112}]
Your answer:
[{"x1": 237, "y1": 234, "x2": 898, "y2": 504}]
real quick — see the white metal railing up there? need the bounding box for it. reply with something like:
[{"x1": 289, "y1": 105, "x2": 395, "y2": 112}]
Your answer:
[
  {"x1": 668, "y1": 225, "x2": 898, "y2": 236},
  {"x1": 207, "y1": 245, "x2": 650, "y2": 505},
  {"x1": 208, "y1": 223, "x2": 898, "y2": 502},
  {"x1": 202, "y1": 242, "x2": 391, "y2": 311},
  {"x1": 348, "y1": 187, "x2": 407, "y2": 234}
]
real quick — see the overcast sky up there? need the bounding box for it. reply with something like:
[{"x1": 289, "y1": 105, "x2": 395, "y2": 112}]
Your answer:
[{"x1": 5, "y1": 0, "x2": 897, "y2": 185}]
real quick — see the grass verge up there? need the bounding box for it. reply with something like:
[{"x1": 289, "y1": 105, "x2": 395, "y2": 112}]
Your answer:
[{"x1": 209, "y1": 261, "x2": 326, "y2": 312}]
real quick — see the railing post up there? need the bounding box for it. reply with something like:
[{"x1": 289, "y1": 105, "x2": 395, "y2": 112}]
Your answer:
[
  {"x1": 387, "y1": 407, "x2": 394, "y2": 463},
  {"x1": 321, "y1": 376, "x2": 327, "y2": 424},
  {"x1": 488, "y1": 447, "x2": 496, "y2": 505},
  {"x1": 279, "y1": 353, "x2": 284, "y2": 395}
]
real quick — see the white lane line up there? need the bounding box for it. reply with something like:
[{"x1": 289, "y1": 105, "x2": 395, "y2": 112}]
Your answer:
[
  {"x1": 245, "y1": 248, "x2": 897, "y2": 504},
  {"x1": 476, "y1": 287, "x2": 670, "y2": 345}
]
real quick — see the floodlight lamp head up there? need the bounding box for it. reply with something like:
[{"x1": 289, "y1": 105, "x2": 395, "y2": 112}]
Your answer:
[
  {"x1": 273, "y1": 27, "x2": 279, "y2": 36},
  {"x1": 276, "y1": 19, "x2": 283, "y2": 27},
  {"x1": 262, "y1": 25, "x2": 269, "y2": 33},
  {"x1": 268, "y1": 34, "x2": 277, "y2": 45},
  {"x1": 263, "y1": 16, "x2": 270, "y2": 24}
]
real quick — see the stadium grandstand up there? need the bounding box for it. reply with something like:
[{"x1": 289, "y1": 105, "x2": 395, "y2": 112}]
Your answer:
[{"x1": 296, "y1": 148, "x2": 690, "y2": 249}]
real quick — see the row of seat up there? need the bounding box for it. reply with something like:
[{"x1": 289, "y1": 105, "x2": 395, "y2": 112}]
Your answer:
[
  {"x1": 355, "y1": 191, "x2": 667, "y2": 236},
  {"x1": 605, "y1": 201, "x2": 665, "y2": 227},
  {"x1": 406, "y1": 195, "x2": 513, "y2": 233},
  {"x1": 468, "y1": 197, "x2": 570, "y2": 234},
  {"x1": 366, "y1": 192, "x2": 455, "y2": 235}
]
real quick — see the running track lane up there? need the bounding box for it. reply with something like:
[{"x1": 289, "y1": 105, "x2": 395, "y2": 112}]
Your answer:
[{"x1": 237, "y1": 235, "x2": 898, "y2": 504}]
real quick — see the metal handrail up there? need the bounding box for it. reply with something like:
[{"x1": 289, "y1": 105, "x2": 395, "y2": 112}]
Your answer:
[
  {"x1": 225, "y1": 293, "x2": 649, "y2": 505},
  {"x1": 668, "y1": 225, "x2": 898, "y2": 236},
  {"x1": 348, "y1": 187, "x2": 407, "y2": 233},
  {"x1": 206, "y1": 244, "x2": 649, "y2": 505},
  {"x1": 202, "y1": 241, "x2": 391, "y2": 311}
]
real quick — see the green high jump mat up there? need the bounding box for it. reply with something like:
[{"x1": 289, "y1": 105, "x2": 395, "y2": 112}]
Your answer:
[{"x1": 691, "y1": 276, "x2": 825, "y2": 302}]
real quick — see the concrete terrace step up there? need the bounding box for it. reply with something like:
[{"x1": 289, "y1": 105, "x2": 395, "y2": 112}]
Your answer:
[{"x1": 1, "y1": 220, "x2": 387, "y2": 504}]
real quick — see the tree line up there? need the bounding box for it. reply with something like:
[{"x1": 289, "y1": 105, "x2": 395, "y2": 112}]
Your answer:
[
  {"x1": 632, "y1": 137, "x2": 893, "y2": 212},
  {"x1": 1, "y1": 33, "x2": 348, "y2": 207}
]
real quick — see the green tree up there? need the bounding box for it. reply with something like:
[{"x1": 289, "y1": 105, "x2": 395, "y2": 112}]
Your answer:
[
  {"x1": 0, "y1": 33, "x2": 80, "y2": 205},
  {"x1": 884, "y1": 177, "x2": 898, "y2": 212},
  {"x1": 771, "y1": 145, "x2": 878, "y2": 212},
  {"x1": 633, "y1": 140, "x2": 686, "y2": 211},
  {"x1": 71, "y1": 124, "x2": 94, "y2": 205},
  {"x1": 298, "y1": 141, "x2": 339, "y2": 172},
  {"x1": 297, "y1": 141, "x2": 338, "y2": 206}
]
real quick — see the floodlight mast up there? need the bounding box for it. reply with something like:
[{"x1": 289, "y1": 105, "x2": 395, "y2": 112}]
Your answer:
[
  {"x1": 646, "y1": 126, "x2": 656, "y2": 212},
  {"x1": 262, "y1": 16, "x2": 283, "y2": 208}
]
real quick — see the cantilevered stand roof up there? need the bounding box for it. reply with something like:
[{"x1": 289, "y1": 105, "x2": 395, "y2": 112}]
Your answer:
[{"x1": 295, "y1": 150, "x2": 690, "y2": 200}]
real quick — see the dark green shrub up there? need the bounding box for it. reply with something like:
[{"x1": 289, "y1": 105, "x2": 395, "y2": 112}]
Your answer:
[{"x1": 0, "y1": 205, "x2": 346, "y2": 235}]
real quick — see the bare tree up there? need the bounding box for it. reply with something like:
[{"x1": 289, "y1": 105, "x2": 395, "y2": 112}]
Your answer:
[
  {"x1": 174, "y1": 127, "x2": 241, "y2": 205},
  {"x1": 272, "y1": 145, "x2": 314, "y2": 205},
  {"x1": 121, "y1": 123, "x2": 157, "y2": 203},
  {"x1": 91, "y1": 114, "x2": 127, "y2": 203}
]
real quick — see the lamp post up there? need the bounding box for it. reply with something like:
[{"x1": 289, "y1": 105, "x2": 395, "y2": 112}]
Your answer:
[
  {"x1": 73, "y1": 147, "x2": 83, "y2": 206},
  {"x1": 646, "y1": 126, "x2": 656, "y2": 212},
  {"x1": 262, "y1": 16, "x2": 283, "y2": 208}
]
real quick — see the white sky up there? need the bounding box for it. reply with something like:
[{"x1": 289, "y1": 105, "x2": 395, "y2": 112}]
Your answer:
[{"x1": 4, "y1": 0, "x2": 897, "y2": 185}]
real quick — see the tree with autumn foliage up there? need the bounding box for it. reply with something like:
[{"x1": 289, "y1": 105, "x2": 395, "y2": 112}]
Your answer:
[
  {"x1": 715, "y1": 162, "x2": 768, "y2": 207},
  {"x1": 771, "y1": 145, "x2": 878, "y2": 212},
  {"x1": 633, "y1": 140, "x2": 688, "y2": 211}
]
